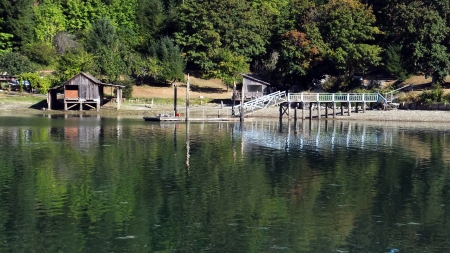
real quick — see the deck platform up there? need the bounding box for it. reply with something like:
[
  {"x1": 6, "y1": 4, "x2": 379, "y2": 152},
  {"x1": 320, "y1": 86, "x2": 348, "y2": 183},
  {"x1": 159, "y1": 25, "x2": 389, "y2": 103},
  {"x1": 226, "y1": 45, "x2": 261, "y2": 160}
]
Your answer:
[{"x1": 143, "y1": 116, "x2": 252, "y2": 122}]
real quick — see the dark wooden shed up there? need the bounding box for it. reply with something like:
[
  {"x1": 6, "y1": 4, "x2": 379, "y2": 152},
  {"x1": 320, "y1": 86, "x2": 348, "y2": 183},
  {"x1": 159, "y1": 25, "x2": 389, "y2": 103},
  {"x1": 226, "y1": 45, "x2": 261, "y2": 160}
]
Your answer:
[
  {"x1": 238, "y1": 74, "x2": 272, "y2": 101},
  {"x1": 47, "y1": 72, "x2": 125, "y2": 111}
]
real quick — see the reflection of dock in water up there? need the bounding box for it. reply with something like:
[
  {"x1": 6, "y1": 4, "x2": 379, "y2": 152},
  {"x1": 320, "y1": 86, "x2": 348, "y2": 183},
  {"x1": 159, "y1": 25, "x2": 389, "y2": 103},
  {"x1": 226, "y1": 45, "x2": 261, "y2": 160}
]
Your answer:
[{"x1": 233, "y1": 120, "x2": 395, "y2": 151}]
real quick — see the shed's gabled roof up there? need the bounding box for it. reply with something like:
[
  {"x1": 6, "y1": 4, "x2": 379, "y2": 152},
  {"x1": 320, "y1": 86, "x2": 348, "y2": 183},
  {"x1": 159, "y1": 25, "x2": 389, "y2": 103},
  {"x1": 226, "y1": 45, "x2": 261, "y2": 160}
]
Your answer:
[
  {"x1": 81, "y1": 72, "x2": 102, "y2": 84},
  {"x1": 241, "y1": 73, "x2": 272, "y2": 86},
  {"x1": 51, "y1": 72, "x2": 126, "y2": 90}
]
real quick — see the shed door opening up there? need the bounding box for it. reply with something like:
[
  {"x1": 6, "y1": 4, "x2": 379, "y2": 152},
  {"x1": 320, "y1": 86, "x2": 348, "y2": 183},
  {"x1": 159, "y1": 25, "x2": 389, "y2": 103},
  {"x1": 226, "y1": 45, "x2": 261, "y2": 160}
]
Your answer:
[
  {"x1": 247, "y1": 84, "x2": 263, "y2": 93},
  {"x1": 65, "y1": 85, "x2": 79, "y2": 99}
]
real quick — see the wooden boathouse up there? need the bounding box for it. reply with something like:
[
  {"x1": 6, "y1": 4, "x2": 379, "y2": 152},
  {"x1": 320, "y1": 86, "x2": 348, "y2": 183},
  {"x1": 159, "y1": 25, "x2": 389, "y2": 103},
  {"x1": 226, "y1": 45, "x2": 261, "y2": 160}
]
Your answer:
[
  {"x1": 236, "y1": 74, "x2": 272, "y2": 101},
  {"x1": 47, "y1": 72, "x2": 125, "y2": 111}
]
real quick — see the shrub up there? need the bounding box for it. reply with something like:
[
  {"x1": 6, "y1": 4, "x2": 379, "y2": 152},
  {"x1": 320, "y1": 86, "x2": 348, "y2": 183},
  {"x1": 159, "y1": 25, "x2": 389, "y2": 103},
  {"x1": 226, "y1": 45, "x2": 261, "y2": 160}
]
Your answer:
[
  {"x1": 0, "y1": 52, "x2": 35, "y2": 75},
  {"x1": 22, "y1": 41, "x2": 58, "y2": 67},
  {"x1": 114, "y1": 79, "x2": 134, "y2": 99},
  {"x1": 419, "y1": 84, "x2": 444, "y2": 104},
  {"x1": 19, "y1": 72, "x2": 53, "y2": 94}
]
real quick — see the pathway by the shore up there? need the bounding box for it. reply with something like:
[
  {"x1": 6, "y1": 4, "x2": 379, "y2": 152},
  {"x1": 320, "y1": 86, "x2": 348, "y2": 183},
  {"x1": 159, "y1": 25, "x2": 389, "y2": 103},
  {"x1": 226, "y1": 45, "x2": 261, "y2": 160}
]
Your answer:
[{"x1": 2, "y1": 99, "x2": 450, "y2": 123}]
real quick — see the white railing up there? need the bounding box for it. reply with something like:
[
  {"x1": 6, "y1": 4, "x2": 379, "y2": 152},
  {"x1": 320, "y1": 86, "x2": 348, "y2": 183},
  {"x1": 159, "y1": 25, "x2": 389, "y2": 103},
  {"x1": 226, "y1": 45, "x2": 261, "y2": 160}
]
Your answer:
[
  {"x1": 288, "y1": 93, "x2": 382, "y2": 103},
  {"x1": 233, "y1": 92, "x2": 385, "y2": 117},
  {"x1": 234, "y1": 91, "x2": 287, "y2": 116}
]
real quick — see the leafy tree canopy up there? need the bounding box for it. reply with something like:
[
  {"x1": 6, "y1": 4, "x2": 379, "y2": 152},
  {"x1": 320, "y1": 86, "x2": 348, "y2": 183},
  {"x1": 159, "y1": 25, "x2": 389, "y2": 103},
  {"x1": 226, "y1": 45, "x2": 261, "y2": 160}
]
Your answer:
[
  {"x1": 174, "y1": 0, "x2": 270, "y2": 72},
  {"x1": 318, "y1": 0, "x2": 382, "y2": 76},
  {"x1": 0, "y1": 52, "x2": 35, "y2": 75}
]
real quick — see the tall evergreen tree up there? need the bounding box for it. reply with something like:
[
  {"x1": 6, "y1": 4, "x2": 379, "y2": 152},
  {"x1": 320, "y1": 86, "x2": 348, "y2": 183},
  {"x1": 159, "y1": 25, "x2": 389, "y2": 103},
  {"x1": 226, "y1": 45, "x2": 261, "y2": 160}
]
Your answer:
[
  {"x1": 150, "y1": 36, "x2": 185, "y2": 83},
  {"x1": 0, "y1": 0, "x2": 36, "y2": 47}
]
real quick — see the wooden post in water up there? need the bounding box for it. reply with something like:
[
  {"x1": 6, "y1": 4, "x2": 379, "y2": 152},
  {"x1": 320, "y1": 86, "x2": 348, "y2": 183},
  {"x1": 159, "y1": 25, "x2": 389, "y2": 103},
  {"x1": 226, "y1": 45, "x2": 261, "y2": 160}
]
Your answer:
[
  {"x1": 302, "y1": 102, "x2": 305, "y2": 120},
  {"x1": 333, "y1": 102, "x2": 336, "y2": 118},
  {"x1": 294, "y1": 103, "x2": 298, "y2": 120},
  {"x1": 185, "y1": 74, "x2": 190, "y2": 122},
  {"x1": 347, "y1": 102, "x2": 351, "y2": 116},
  {"x1": 362, "y1": 94, "x2": 366, "y2": 113},
  {"x1": 117, "y1": 88, "x2": 122, "y2": 110},
  {"x1": 355, "y1": 102, "x2": 359, "y2": 113},
  {"x1": 309, "y1": 102, "x2": 313, "y2": 119},
  {"x1": 279, "y1": 103, "x2": 283, "y2": 122},
  {"x1": 317, "y1": 102, "x2": 321, "y2": 119},
  {"x1": 340, "y1": 103, "x2": 344, "y2": 116},
  {"x1": 186, "y1": 122, "x2": 190, "y2": 169},
  {"x1": 174, "y1": 83, "x2": 177, "y2": 116},
  {"x1": 325, "y1": 103, "x2": 329, "y2": 118},
  {"x1": 240, "y1": 82, "x2": 245, "y2": 122},
  {"x1": 232, "y1": 81, "x2": 236, "y2": 116},
  {"x1": 294, "y1": 103, "x2": 297, "y2": 131}
]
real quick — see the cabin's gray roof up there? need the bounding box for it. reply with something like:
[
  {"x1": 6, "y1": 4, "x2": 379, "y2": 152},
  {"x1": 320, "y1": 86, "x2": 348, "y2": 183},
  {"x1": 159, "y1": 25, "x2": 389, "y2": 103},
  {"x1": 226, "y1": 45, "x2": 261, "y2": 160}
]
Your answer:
[
  {"x1": 51, "y1": 72, "x2": 126, "y2": 90},
  {"x1": 241, "y1": 73, "x2": 272, "y2": 86}
]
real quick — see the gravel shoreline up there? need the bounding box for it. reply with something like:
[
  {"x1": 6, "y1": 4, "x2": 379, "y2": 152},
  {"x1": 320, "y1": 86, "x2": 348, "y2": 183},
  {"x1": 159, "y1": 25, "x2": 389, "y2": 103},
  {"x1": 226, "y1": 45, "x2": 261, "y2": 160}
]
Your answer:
[{"x1": 2, "y1": 101, "x2": 450, "y2": 123}]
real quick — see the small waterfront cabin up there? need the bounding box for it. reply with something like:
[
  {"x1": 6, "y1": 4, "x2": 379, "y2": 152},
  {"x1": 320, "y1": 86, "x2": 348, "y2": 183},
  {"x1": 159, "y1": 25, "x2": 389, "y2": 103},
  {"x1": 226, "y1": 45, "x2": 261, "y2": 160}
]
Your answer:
[
  {"x1": 237, "y1": 74, "x2": 272, "y2": 101},
  {"x1": 47, "y1": 72, "x2": 125, "y2": 111}
]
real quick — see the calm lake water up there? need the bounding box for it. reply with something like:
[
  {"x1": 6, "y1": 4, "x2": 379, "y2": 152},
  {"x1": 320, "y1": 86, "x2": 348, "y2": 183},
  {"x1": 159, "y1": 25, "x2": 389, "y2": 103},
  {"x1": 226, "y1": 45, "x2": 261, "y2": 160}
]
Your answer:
[{"x1": 1, "y1": 114, "x2": 450, "y2": 253}]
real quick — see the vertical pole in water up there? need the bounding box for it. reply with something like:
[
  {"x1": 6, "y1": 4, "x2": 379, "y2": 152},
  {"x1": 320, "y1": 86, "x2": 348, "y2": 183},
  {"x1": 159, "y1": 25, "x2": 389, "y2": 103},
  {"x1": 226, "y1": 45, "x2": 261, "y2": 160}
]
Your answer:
[
  {"x1": 348, "y1": 102, "x2": 351, "y2": 116},
  {"x1": 362, "y1": 94, "x2": 366, "y2": 113},
  {"x1": 240, "y1": 82, "x2": 245, "y2": 122},
  {"x1": 174, "y1": 83, "x2": 177, "y2": 116},
  {"x1": 317, "y1": 102, "x2": 321, "y2": 119},
  {"x1": 232, "y1": 81, "x2": 236, "y2": 116},
  {"x1": 325, "y1": 103, "x2": 329, "y2": 118},
  {"x1": 186, "y1": 121, "x2": 190, "y2": 169},
  {"x1": 279, "y1": 103, "x2": 283, "y2": 122},
  {"x1": 186, "y1": 74, "x2": 190, "y2": 122},
  {"x1": 340, "y1": 103, "x2": 344, "y2": 116},
  {"x1": 355, "y1": 102, "x2": 359, "y2": 113},
  {"x1": 333, "y1": 102, "x2": 336, "y2": 118},
  {"x1": 294, "y1": 103, "x2": 298, "y2": 133},
  {"x1": 117, "y1": 88, "x2": 122, "y2": 110},
  {"x1": 302, "y1": 102, "x2": 305, "y2": 120},
  {"x1": 309, "y1": 102, "x2": 313, "y2": 119}
]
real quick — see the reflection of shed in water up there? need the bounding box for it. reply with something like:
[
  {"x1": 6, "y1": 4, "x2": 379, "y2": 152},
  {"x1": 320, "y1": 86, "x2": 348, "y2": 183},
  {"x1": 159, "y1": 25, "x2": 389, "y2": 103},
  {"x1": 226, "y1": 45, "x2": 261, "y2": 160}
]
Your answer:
[
  {"x1": 64, "y1": 127, "x2": 78, "y2": 140},
  {"x1": 47, "y1": 72, "x2": 125, "y2": 111},
  {"x1": 63, "y1": 116, "x2": 101, "y2": 149}
]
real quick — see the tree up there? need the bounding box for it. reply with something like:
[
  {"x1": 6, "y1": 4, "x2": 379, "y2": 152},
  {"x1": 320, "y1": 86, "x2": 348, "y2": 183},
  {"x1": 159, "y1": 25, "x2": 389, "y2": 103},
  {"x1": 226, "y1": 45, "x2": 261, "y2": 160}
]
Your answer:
[
  {"x1": 85, "y1": 17, "x2": 117, "y2": 54},
  {"x1": 95, "y1": 47, "x2": 127, "y2": 82},
  {"x1": 53, "y1": 32, "x2": 79, "y2": 55},
  {"x1": 105, "y1": 0, "x2": 137, "y2": 31},
  {"x1": 384, "y1": 1, "x2": 450, "y2": 84},
  {"x1": 62, "y1": 0, "x2": 108, "y2": 32},
  {"x1": 0, "y1": 0, "x2": 36, "y2": 47},
  {"x1": 0, "y1": 52, "x2": 35, "y2": 75},
  {"x1": 0, "y1": 32, "x2": 13, "y2": 55},
  {"x1": 33, "y1": 1, "x2": 66, "y2": 44},
  {"x1": 19, "y1": 72, "x2": 52, "y2": 94},
  {"x1": 275, "y1": 30, "x2": 322, "y2": 87},
  {"x1": 22, "y1": 41, "x2": 58, "y2": 67},
  {"x1": 318, "y1": 0, "x2": 382, "y2": 76},
  {"x1": 174, "y1": 0, "x2": 270, "y2": 72},
  {"x1": 384, "y1": 44, "x2": 409, "y2": 81},
  {"x1": 56, "y1": 49, "x2": 96, "y2": 82},
  {"x1": 209, "y1": 48, "x2": 249, "y2": 90},
  {"x1": 135, "y1": 0, "x2": 165, "y2": 50},
  {"x1": 0, "y1": 17, "x2": 13, "y2": 55},
  {"x1": 150, "y1": 36, "x2": 185, "y2": 84}
]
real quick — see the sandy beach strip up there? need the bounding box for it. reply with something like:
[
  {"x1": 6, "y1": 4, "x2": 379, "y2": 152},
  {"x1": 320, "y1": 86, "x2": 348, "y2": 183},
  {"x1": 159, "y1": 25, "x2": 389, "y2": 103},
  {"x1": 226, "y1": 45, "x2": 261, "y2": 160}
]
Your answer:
[{"x1": 2, "y1": 101, "x2": 450, "y2": 123}]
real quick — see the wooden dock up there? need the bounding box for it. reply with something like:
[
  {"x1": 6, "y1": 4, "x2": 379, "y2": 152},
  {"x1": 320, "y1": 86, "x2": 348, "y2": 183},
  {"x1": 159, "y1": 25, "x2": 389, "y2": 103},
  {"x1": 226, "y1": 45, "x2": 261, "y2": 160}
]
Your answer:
[{"x1": 143, "y1": 116, "x2": 250, "y2": 122}]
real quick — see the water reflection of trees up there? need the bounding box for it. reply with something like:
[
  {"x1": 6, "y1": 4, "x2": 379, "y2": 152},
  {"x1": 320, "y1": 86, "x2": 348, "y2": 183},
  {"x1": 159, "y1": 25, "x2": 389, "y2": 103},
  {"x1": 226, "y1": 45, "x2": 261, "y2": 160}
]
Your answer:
[{"x1": 0, "y1": 119, "x2": 450, "y2": 252}]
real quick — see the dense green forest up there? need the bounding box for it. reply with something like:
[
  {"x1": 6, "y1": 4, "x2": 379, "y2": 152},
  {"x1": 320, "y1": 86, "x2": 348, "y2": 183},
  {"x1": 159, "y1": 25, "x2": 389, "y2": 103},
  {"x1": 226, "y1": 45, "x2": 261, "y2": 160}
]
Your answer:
[{"x1": 0, "y1": 0, "x2": 448, "y2": 95}]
